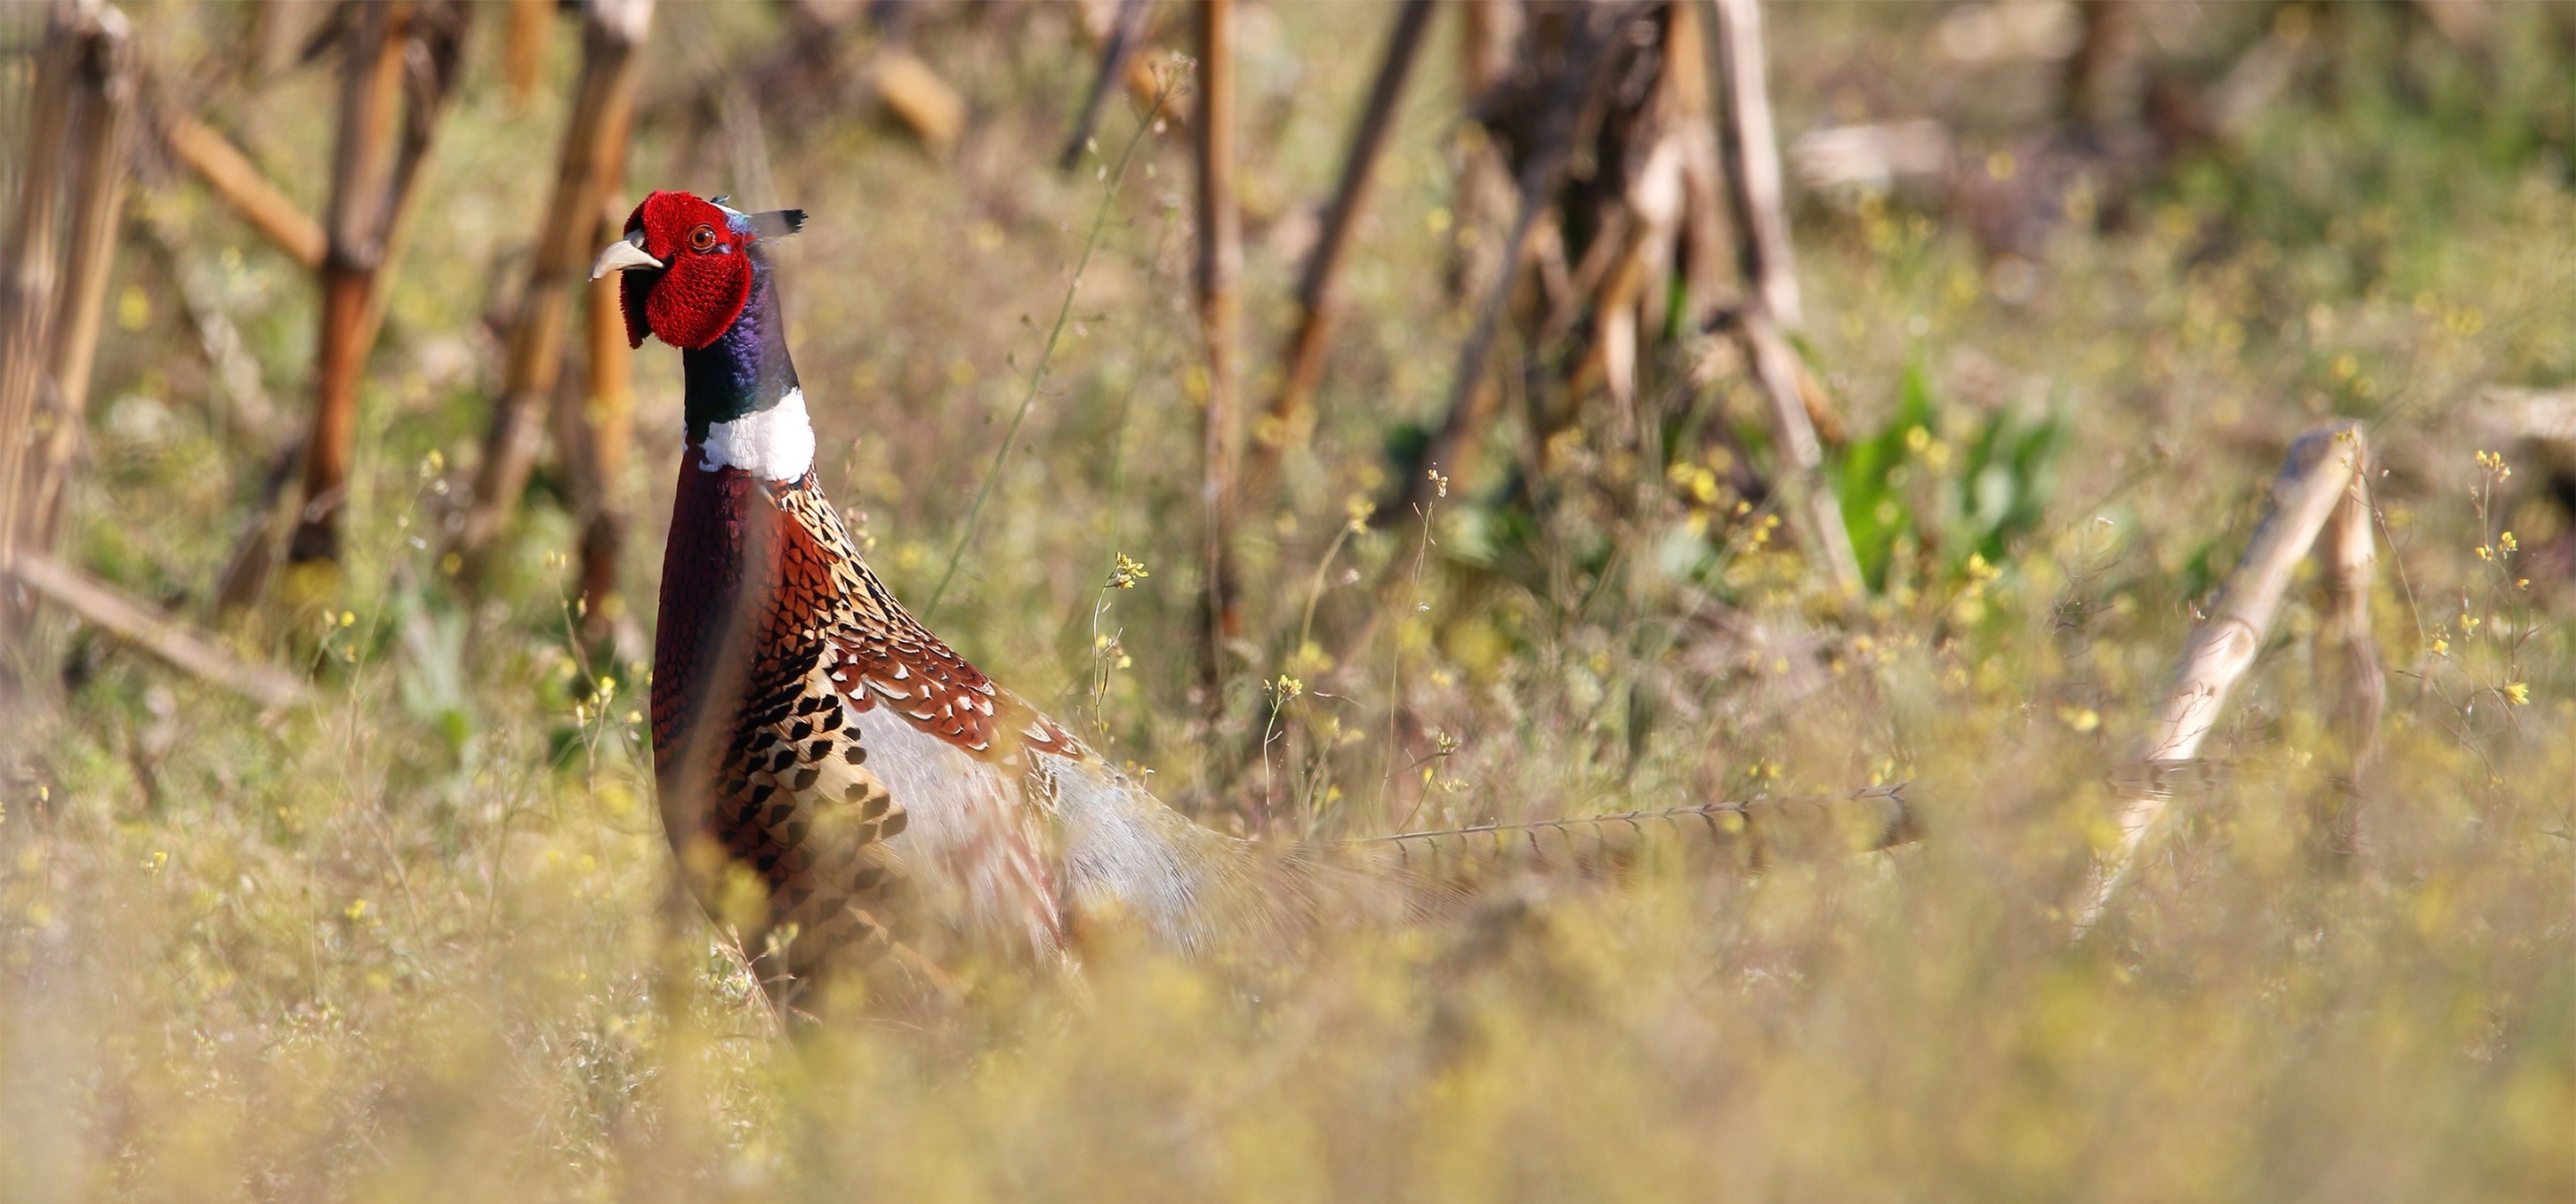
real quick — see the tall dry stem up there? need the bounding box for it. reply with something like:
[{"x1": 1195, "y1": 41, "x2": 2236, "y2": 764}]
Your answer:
[
  {"x1": 571, "y1": 185, "x2": 640, "y2": 648},
  {"x1": 923, "y1": 83, "x2": 1171, "y2": 620},
  {"x1": 31, "y1": 9, "x2": 135, "y2": 548},
  {"x1": 455, "y1": 0, "x2": 655, "y2": 584},
  {"x1": 2075, "y1": 423, "x2": 2373, "y2": 933},
  {"x1": 1195, "y1": 0, "x2": 1245, "y2": 715},
  {"x1": 1, "y1": 2, "x2": 132, "y2": 645},
  {"x1": 287, "y1": 0, "x2": 472, "y2": 574},
  {"x1": 1711, "y1": 0, "x2": 1860, "y2": 593},
  {"x1": 0, "y1": 10, "x2": 81, "y2": 586},
  {"x1": 1240, "y1": 0, "x2": 1437, "y2": 516}
]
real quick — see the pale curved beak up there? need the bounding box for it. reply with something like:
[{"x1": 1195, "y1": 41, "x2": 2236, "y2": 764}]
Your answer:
[{"x1": 590, "y1": 230, "x2": 662, "y2": 280}]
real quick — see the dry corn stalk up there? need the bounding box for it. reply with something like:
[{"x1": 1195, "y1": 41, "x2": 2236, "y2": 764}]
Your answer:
[
  {"x1": 26, "y1": 3, "x2": 133, "y2": 553},
  {"x1": 1239, "y1": 0, "x2": 1437, "y2": 515},
  {"x1": 161, "y1": 113, "x2": 326, "y2": 268},
  {"x1": 2473, "y1": 385, "x2": 2576, "y2": 445},
  {"x1": 286, "y1": 0, "x2": 472, "y2": 573},
  {"x1": 562, "y1": 8, "x2": 655, "y2": 649},
  {"x1": 2074, "y1": 422, "x2": 2378, "y2": 934},
  {"x1": 0, "y1": 11, "x2": 85, "y2": 582},
  {"x1": 505, "y1": 0, "x2": 553, "y2": 106},
  {"x1": 1, "y1": 1, "x2": 134, "y2": 637},
  {"x1": 0, "y1": 4, "x2": 305, "y2": 708},
  {"x1": 454, "y1": 0, "x2": 655, "y2": 582},
  {"x1": 568, "y1": 187, "x2": 638, "y2": 650},
  {"x1": 1710, "y1": 0, "x2": 1860, "y2": 593},
  {"x1": 1379, "y1": 0, "x2": 1635, "y2": 526},
  {"x1": 1195, "y1": 0, "x2": 1245, "y2": 710},
  {"x1": 6, "y1": 551, "x2": 308, "y2": 709}
]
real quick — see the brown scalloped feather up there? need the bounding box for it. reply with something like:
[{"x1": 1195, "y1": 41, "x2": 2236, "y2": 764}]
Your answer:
[
  {"x1": 652, "y1": 461, "x2": 1081, "y2": 998},
  {"x1": 768, "y1": 483, "x2": 1083, "y2": 763}
]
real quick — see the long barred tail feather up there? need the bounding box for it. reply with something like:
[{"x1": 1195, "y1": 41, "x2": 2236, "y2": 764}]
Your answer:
[
  {"x1": 1173, "y1": 786, "x2": 1920, "y2": 947},
  {"x1": 1351, "y1": 784, "x2": 1917, "y2": 889},
  {"x1": 1050, "y1": 748, "x2": 1913, "y2": 958},
  {"x1": 1045, "y1": 750, "x2": 1443, "y2": 956}
]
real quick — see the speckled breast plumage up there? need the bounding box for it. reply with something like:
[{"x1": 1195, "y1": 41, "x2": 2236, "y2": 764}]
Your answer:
[{"x1": 651, "y1": 455, "x2": 1084, "y2": 990}]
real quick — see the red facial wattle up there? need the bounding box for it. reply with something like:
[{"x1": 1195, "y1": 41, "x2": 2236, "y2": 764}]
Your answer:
[{"x1": 619, "y1": 191, "x2": 754, "y2": 350}]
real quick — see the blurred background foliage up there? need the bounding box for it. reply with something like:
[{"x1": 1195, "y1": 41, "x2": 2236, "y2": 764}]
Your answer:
[{"x1": 0, "y1": 1, "x2": 2570, "y2": 1200}]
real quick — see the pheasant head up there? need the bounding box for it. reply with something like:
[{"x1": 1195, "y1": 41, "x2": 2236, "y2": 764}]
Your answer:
[{"x1": 596, "y1": 189, "x2": 805, "y2": 350}]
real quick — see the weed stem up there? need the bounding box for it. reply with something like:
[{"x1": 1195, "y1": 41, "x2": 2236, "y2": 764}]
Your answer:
[{"x1": 924, "y1": 87, "x2": 1171, "y2": 617}]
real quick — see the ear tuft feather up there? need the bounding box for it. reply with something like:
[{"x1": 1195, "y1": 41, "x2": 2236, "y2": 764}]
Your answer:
[{"x1": 752, "y1": 209, "x2": 807, "y2": 239}]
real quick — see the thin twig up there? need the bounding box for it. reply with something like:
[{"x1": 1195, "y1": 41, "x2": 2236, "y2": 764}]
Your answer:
[
  {"x1": 1059, "y1": 0, "x2": 1152, "y2": 172},
  {"x1": 1366, "y1": 783, "x2": 1908, "y2": 844},
  {"x1": 924, "y1": 84, "x2": 1169, "y2": 618}
]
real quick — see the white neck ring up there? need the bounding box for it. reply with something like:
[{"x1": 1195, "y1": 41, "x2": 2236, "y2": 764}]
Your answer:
[{"x1": 697, "y1": 387, "x2": 816, "y2": 481}]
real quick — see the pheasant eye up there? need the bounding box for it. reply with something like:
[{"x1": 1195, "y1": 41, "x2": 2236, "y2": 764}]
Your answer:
[{"x1": 688, "y1": 225, "x2": 717, "y2": 252}]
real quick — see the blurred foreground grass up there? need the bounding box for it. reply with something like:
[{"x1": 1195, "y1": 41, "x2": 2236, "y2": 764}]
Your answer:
[{"x1": 1, "y1": 4, "x2": 2571, "y2": 1200}]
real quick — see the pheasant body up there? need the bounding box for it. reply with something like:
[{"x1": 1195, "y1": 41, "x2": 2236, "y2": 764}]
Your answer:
[{"x1": 655, "y1": 452, "x2": 1308, "y2": 991}]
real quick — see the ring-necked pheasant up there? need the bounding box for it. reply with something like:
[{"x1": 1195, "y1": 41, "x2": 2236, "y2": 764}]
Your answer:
[
  {"x1": 595, "y1": 191, "x2": 1340, "y2": 1007},
  {"x1": 594, "y1": 190, "x2": 1913, "y2": 1009}
]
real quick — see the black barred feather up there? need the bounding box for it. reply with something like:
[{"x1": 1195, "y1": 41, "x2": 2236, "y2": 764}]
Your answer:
[{"x1": 1356, "y1": 785, "x2": 1917, "y2": 888}]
